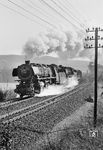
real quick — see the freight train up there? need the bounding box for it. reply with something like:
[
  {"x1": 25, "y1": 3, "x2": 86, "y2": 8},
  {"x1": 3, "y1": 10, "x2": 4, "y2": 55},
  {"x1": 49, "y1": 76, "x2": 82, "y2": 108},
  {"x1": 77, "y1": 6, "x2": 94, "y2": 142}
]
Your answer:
[{"x1": 12, "y1": 60, "x2": 82, "y2": 98}]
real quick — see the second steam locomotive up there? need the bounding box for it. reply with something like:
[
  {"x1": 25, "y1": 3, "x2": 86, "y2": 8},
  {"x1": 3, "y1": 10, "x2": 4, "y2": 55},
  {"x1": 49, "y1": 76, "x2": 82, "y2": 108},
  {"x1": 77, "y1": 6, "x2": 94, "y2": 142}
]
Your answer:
[{"x1": 12, "y1": 60, "x2": 82, "y2": 98}]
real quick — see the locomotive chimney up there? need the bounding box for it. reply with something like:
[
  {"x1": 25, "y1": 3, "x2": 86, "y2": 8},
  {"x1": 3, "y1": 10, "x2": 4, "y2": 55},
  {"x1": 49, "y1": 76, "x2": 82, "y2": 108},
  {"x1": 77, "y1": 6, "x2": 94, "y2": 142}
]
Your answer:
[{"x1": 25, "y1": 60, "x2": 30, "y2": 64}]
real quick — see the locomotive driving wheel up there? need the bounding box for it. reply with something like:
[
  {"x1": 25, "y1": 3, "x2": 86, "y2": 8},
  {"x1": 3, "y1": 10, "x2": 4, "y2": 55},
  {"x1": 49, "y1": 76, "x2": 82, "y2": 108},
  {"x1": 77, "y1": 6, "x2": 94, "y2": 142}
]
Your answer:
[
  {"x1": 29, "y1": 83, "x2": 35, "y2": 97},
  {"x1": 20, "y1": 94, "x2": 23, "y2": 99}
]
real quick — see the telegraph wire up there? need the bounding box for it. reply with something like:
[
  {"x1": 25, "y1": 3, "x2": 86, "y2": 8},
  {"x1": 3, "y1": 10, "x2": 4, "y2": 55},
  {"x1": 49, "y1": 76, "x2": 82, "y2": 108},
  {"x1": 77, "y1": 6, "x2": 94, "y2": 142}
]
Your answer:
[
  {"x1": 21, "y1": 0, "x2": 51, "y2": 19},
  {"x1": 57, "y1": 0, "x2": 87, "y2": 28},
  {"x1": 29, "y1": 0, "x2": 57, "y2": 20},
  {"x1": 20, "y1": 0, "x2": 59, "y2": 25},
  {"x1": 40, "y1": 0, "x2": 80, "y2": 30},
  {"x1": 66, "y1": 0, "x2": 89, "y2": 23},
  {"x1": 38, "y1": 0, "x2": 67, "y2": 27},
  {"x1": 1, "y1": 0, "x2": 87, "y2": 31},
  {"x1": 51, "y1": 0, "x2": 86, "y2": 30},
  {"x1": 7, "y1": 0, "x2": 56, "y2": 28},
  {"x1": 0, "y1": 2, "x2": 51, "y2": 29},
  {"x1": 0, "y1": 2, "x2": 48, "y2": 28},
  {"x1": 40, "y1": 0, "x2": 85, "y2": 32},
  {"x1": 30, "y1": 0, "x2": 69, "y2": 25}
]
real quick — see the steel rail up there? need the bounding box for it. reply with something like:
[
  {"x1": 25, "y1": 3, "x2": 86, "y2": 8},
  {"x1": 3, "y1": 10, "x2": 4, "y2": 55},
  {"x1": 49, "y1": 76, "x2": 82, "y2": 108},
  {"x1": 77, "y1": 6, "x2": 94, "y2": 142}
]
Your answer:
[
  {"x1": 0, "y1": 81, "x2": 86, "y2": 108},
  {"x1": 0, "y1": 82, "x2": 92, "y2": 124}
]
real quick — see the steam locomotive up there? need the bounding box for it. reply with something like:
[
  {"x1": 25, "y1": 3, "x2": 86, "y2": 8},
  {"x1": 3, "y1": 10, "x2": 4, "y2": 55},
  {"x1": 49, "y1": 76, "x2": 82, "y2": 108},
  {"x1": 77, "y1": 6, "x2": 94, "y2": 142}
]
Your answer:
[{"x1": 12, "y1": 60, "x2": 82, "y2": 98}]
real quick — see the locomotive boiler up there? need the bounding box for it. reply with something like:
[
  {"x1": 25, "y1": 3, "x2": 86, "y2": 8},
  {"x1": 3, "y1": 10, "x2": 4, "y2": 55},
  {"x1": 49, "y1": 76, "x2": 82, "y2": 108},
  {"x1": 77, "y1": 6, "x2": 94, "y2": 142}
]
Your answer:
[{"x1": 12, "y1": 60, "x2": 82, "y2": 98}]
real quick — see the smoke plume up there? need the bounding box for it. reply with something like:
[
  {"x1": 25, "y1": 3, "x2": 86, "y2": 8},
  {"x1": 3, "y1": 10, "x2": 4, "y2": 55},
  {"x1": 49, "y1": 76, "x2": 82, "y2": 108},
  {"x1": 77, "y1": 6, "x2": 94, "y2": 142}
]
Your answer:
[
  {"x1": 23, "y1": 28, "x2": 103, "y2": 65},
  {"x1": 23, "y1": 28, "x2": 84, "y2": 60}
]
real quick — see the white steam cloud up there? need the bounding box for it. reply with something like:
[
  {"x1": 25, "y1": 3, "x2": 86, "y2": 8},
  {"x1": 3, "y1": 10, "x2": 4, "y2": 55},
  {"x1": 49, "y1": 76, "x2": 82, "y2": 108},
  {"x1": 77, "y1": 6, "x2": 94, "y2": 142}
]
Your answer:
[
  {"x1": 23, "y1": 28, "x2": 84, "y2": 60},
  {"x1": 36, "y1": 76, "x2": 78, "y2": 97},
  {"x1": 23, "y1": 28, "x2": 103, "y2": 65}
]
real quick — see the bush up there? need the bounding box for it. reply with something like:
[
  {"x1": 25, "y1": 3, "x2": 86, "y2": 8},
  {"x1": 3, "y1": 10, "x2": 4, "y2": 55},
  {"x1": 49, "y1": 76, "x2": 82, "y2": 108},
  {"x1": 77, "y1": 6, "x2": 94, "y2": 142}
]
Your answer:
[
  {"x1": 79, "y1": 73, "x2": 94, "y2": 84},
  {"x1": 0, "y1": 88, "x2": 6, "y2": 102},
  {"x1": 5, "y1": 89, "x2": 17, "y2": 100},
  {"x1": 0, "y1": 89, "x2": 17, "y2": 102}
]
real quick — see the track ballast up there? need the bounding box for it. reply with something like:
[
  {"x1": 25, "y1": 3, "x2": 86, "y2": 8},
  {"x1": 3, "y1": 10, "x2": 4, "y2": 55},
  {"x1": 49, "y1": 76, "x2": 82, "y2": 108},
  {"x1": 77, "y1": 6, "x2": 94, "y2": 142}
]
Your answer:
[{"x1": 0, "y1": 82, "x2": 93, "y2": 124}]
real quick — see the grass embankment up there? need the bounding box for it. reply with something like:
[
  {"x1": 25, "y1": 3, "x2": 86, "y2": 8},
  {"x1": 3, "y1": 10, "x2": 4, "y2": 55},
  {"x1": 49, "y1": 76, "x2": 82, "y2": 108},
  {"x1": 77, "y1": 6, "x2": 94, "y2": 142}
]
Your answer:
[
  {"x1": 0, "y1": 88, "x2": 16, "y2": 102},
  {"x1": 39, "y1": 100, "x2": 103, "y2": 150}
]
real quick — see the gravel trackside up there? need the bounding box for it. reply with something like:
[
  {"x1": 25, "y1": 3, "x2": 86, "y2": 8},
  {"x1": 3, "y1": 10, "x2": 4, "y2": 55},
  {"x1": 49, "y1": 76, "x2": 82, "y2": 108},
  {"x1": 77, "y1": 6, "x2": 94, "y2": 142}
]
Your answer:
[{"x1": 0, "y1": 84, "x2": 93, "y2": 149}]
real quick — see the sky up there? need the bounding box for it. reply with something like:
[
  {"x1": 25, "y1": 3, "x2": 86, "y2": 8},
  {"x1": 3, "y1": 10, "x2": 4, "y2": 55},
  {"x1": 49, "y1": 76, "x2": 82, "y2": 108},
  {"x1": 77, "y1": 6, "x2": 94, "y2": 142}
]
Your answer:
[{"x1": 0, "y1": 0, "x2": 103, "y2": 55}]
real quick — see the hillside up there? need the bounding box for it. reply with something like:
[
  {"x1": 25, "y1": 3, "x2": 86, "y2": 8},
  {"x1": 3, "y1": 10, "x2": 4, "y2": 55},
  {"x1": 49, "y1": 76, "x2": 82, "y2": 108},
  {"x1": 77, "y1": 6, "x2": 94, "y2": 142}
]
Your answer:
[{"x1": 0, "y1": 55, "x2": 25, "y2": 69}]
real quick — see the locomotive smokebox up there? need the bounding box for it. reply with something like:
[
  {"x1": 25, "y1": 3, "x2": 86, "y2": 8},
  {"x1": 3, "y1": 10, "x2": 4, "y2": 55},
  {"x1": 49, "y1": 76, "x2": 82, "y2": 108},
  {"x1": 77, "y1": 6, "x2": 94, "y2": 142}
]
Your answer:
[{"x1": 25, "y1": 60, "x2": 30, "y2": 65}]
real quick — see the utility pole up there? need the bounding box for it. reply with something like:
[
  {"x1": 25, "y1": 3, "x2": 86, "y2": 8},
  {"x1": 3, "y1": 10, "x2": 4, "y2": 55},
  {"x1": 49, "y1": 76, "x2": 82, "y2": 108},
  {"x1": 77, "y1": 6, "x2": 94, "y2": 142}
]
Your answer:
[
  {"x1": 94, "y1": 28, "x2": 98, "y2": 128},
  {"x1": 84, "y1": 27, "x2": 103, "y2": 128}
]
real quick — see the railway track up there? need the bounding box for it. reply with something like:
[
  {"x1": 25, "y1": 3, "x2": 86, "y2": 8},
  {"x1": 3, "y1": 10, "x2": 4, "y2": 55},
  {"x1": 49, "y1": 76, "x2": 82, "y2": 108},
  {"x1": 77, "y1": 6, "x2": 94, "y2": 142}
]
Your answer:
[
  {"x1": 0, "y1": 80, "x2": 87, "y2": 108},
  {"x1": 0, "y1": 95, "x2": 43, "y2": 107},
  {"x1": 0, "y1": 82, "x2": 92, "y2": 124},
  {"x1": 0, "y1": 84, "x2": 78, "y2": 115},
  {"x1": 0, "y1": 95, "x2": 56, "y2": 116}
]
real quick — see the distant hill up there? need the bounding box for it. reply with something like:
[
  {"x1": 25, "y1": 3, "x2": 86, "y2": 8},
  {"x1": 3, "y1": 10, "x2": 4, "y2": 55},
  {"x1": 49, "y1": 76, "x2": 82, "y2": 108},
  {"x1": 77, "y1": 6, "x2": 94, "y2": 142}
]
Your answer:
[
  {"x1": 88, "y1": 62, "x2": 103, "y2": 73},
  {"x1": 0, "y1": 55, "x2": 25, "y2": 69},
  {"x1": 0, "y1": 55, "x2": 90, "y2": 82},
  {"x1": 61, "y1": 59, "x2": 89, "y2": 72},
  {"x1": 31, "y1": 56, "x2": 60, "y2": 65},
  {"x1": 31, "y1": 56, "x2": 90, "y2": 72}
]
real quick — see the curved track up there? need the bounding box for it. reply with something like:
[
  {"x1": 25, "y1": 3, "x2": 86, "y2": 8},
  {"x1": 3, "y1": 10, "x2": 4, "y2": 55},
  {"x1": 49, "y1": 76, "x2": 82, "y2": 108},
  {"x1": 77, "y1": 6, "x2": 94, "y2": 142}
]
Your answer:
[
  {"x1": 0, "y1": 82, "x2": 92, "y2": 124},
  {"x1": 0, "y1": 95, "x2": 55, "y2": 116}
]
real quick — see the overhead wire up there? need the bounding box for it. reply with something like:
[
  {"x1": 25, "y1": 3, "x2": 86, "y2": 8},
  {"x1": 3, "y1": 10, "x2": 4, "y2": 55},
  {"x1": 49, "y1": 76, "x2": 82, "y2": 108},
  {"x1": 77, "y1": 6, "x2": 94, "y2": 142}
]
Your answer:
[
  {"x1": 29, "y1": 0, "x2": 58, "y2": 20},
  {"x1": 20, "y1": 0, "x2": 60, "y2": 25},
  {"x1": 0, "y1": 1, "x2": 49, "y2": 28},
  {"x1": 11, "y1": 0, "x2": 86, "y2": 33},
  {"x1": 1, "y1": 0, "x2": 87, "y2": 33},
  {"x1": 51, "y1": 0, "x2": 86, "y2": 30},
  {"x1": 66, "y1": 0, "x2": 89, "y2": 24},
  {"x1": 39, "y1": 0, "x2": 85, "y2": 33},
  {"x1": 7, "y1": 0, "x2": 57, "y2": 28},
  {"x1": 57, "y1": 0, "x2": 87, "y2": 29},
  {"x1": 21, "y1": 0, "x2": 52, "y2": 19}
]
